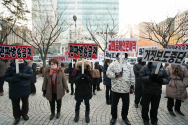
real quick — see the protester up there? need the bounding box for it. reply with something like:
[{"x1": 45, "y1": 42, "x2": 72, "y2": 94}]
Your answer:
[
  {"x1": 4, "y1": 59, "x2": 33, "y2": 125},
  {"x1": 103, "y1": 59, "x2": 112, "y2": 105},
  {"x1": 166, "y1": 64, "x2": 188, "y2": 117},
  {"x1": 42, "y1": 59, "x2": 69, "y2": 120},
  {"x1": 0, "y1": 59, "x2": 10, "y2": 96},
  {"x1": 106, "y1": 53, "x2": 135, "y2": 125},
  {"x1": 133, "y1": 57, "x2": 146, "y2": 108},
  {"x1": 72, "y1": 60, "x2": 92, "y2": 123},
  {"x1": 139, "y1": 62, "x2": 170, "y2": 125},
  {"x1": 91, "y1": 62, "x2": 100, "y2": 95},
  {"x1": 95, "y1": 62, "x2": 103, "y2": 91},
  {"x1": 68, "y1": 59, "x2": 77, "y2": 95},
  {"x1": 27, "y1": 59, "x2": 37, "y2": 95}
]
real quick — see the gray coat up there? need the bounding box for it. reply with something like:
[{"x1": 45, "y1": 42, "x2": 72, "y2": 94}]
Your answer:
[{"x1": 0, "y1": 59, "x2": 10, "y2": 77}]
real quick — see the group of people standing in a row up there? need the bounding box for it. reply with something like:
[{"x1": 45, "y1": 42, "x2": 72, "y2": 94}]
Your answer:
[{"x1": 1, "y1": 52, "x2": 188, "y2": 125}]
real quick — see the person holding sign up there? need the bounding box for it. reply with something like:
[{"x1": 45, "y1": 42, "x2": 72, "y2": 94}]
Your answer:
[
  {"x1": 133, "y1": 57, "x2": 146, "y2": 108},
  {"x1": 139, "y1": 62, "x2": 170, "y2": 125},
  {"x1": 106, "y1": 53, "x2": 135, "y2": 125},
  {"x1": 42, "y1": 59, "x2": 69, "y2": 120},
  {"x1": 166, "y1": 64, "x2": 188, "y2": 117},
  {"x1": 4, "y1": 59, "x2": 33, "y2": 125},
  {"x1": 72, "y1": 60, "x2": 93, "y2": 123}
]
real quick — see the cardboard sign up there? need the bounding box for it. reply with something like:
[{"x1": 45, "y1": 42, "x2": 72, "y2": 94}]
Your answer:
[
  {"x1": 108, "y1": 38, "x2": 137, "y2": 53},
  {"x1": 48, "y1": 56, "x2": 65, "y2": 65},
  {"x1": 167, "y1": 44, "x2": 188, "y2": 50},
  {"x1": 138, "y1": 46, "x2": 158, "y2": 57},
  {"x1": 142, "y1": 49, "x2": 188, "y2": 65},
  {"x1": 105, "y1": 50, "x2": 116, "y2": 60},
  {"x1": 68, "y1": 43, "x2": 98, "y2": 59},
  {"x1": 0, "y1": 44, "x2": 33, "y2": 59},
  {"x1": 86, "y1": 52, "x2": 104, "y2": 62}
]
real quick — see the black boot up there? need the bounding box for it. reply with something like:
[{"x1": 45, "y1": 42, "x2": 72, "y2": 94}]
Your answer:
[
  {"x1": 56, "y1": 112, "x2": 60, "y2": 119},
  {"x1": 175, "y1": 110, "x2": 185, "y2": 116},
  {"x1": 144, "y1": 122, "x2": 150, "y2": 125},
  {"x1": 110, "y1": 118, "x2": 116, "y2": 125},
  {"x1": 71, "y1": 91, "x2": 74, "y2": 95},
  {"x1": 50, "y1": 113, "x2": 55, "y2": 120},
  {"x1": 106, "y1": 100, "x2": 110, "y2": 105},
  {"x1": 13, "y1": 118, "x2": 20, "y2": 125},
  {"x1": 93, "y1": 92, "x2": 96, "y2": 95},
  {"x1": 168, "y1": 110, "x2": 176, "y2": 117},
  {"x1": 85, "y1": 111, "x2": 90, "y2": 123},
  {"x1": 74, "y1": 111, "x2": 79, "y2": 122},
  {"x1": 134, "y1": 103, "x2": 138, "y2": 108},
  {"x1": 123, "y1": 118, "x2": 131, "y2": 125},
  {"x1": 22, "y1": 115, "x2": 29, "y2": 121}
]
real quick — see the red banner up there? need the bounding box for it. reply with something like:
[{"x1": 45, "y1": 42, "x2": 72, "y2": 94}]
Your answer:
[
  {"x1": 68, "y1": 43, "x2": 98, "y2": 59},
  {"x1": 167, "y1": 44, "x2": 188, "y2": 50},
  {"x1": 65, "y1": 52, "x2": 78, "y2": 60},
  {"x1": 108, "y1": 38, "x2": 137, "y2": 53},
  {"x1": 48, "y1": 56, "x2": 65, "y2": 65},
  {"x1": 0, "y1": 44, "x2": 33, "y2": 59}
]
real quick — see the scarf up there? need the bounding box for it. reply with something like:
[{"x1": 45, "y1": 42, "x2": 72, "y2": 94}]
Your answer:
[
  {"x1": 172, "y1": 65, "x2": 183, "y2": 77},
  {"x1": 49, "y1": 67, "x2": 59, "y2": 85},
  {"x1": 72, "y1": 68, "x2": 93, "y2": 79}
]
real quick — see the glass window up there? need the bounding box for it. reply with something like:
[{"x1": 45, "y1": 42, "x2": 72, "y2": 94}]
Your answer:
[
  {"x1": 43, "y1": 5, "x2": 45, "y2": 8},
  {"x1": 50, "y1": 0, "x2": 52, "y2": 2},
  {"x1": 35, "y1": 5, "x2": 37, "y2": 8},
  {"x1": 42, "y1": 0, "x2": 44, "y2": 2},
  {"x1": 46, "y1": 0, "x2": 48, "y2": 2}
]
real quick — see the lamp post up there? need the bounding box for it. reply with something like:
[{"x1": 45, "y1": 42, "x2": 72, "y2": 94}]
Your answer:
[{"x1": 73, "y1": 15, "x2": 77, "y2": 43}]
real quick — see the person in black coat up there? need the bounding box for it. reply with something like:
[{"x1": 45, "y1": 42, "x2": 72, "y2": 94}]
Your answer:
[
  {"x1": 133, "y1": 57, "x2": 146, "y2": 108},
  {"x1": 139, "y1": 62, "x2": 170, "y2": 125},
  {"x1": 4, "y1": 59, "x2": 33, "y2": 125},
  {"x1": 27, "y1": 59, "x2": 37, "y2": 95},
  {"x1": 72, "y1": 60, "x2": 92, "y2": 123},
  {"x1": 68, "y1": 59, "x2": 76, "y2": 95},
  {"x1": 103, "y1": 59, "x2": 112, "y2": 105},
  {"x1": 95, "y1": 62, "x2": 103, "y2": 91}
]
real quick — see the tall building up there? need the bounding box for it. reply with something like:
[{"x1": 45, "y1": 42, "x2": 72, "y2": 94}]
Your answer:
[{"x1": 58, "y1": 0, "x2": 119, "y2": 40}]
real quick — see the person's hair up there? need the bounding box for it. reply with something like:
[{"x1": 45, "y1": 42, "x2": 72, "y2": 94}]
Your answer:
[
  {"x1": 104, "y1": 59, "x2": 111, "y2": 65},
  {"x1": 95, "y1": 63, "x2": 98, "y2": 68},
  {"x1": 116, "y1": 53, "x2": 128, "y2": 58},
  {"x1": 73, "y1": 59, "x2": 77, "y2": 62},
  {"x1": 61, "y1": 62, "x2": 64, "y2": 67},
  {"x1": 49, "y1": 58, "x2": 58, "y2": 66}
]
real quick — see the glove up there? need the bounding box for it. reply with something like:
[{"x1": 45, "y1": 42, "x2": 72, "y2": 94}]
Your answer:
[
  {"x1": 66, "y1": 90, "x2": 69, "y2": 93},
  {"x1": 13, "y1": 73, "x2": 23, "y2": 78},
  {"x1": 115, "y1": 71, "x2": 123, "y2": 78},
  {"x1": 81, "y1": 74, "x2": 86, "y2": 79},
  {"x1": 149, "y1": 71, "x2": 158, "y2": 81},
  {"x1": 43, "y1": 90, "x2": 46, "y2": 97},
  {"x1": 130, "y1": 85, "x2": 134, "y2": 94}
]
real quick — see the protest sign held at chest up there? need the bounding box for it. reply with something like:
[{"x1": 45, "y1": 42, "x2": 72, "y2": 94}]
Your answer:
[
  {"x1": 142, "y1": 49, "x2": 188, "y2": 65},
  {"x1": 105, "y1": 50, "x2": 116, "y2": 60},
  {"x1": 0, "y1": 44, "x2": 33, "y2": 59},
  {"x1": 108, "y1": 38, "x2": 137, "y2": 53},
  {"x1": 138, "y1": 46, "x2": 158, "y2": 57},
  {"x1": 68, "y1": 43, "x2": 98, "y2": 59}
]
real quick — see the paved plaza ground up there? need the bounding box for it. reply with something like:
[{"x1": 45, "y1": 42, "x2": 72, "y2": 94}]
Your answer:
[{"x1": 0, "y1": 76, "x2": 188, "y2": 125}]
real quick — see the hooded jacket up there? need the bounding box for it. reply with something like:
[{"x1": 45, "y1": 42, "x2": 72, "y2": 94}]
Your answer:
[
  {"x1": 0, "y1": 59, "x2": 10, "y2": 77},
  {"x1": 106, "y1": 57, "x2": 135, "y2": 93},
  {"x1": 133, "y1": 57, "x2": 145, "y2": 86},
  {"x1": 72, "y1": 60, "x2": 93, "y2": 101},
  {"x1": 139, "y1": 62, "x2": 170, "y2": 95},
  {"x1": 166, "y1": 65, "x2": 188, "y2": 100}
]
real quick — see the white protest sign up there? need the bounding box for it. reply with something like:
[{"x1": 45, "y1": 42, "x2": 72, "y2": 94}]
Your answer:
[
  {"x1": 142, "y1": 49, "x2": 188, "y2": 65},
  {"x1": 138, "y1": 46, "x2": 158, "y2": 57},
  {"x1": 105, "y1": 50, "x2": 116, "y2": 60}
]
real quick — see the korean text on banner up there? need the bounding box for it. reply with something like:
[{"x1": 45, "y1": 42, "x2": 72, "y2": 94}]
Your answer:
[
  {"x1": 68, "y1": 43, "x2": 98, "y2": 59},
  {"x1": 105, "y1": 50, "x2": 116, "y2": 60},
  {"x1": 0, "y1": 44, "x2": 33, "y2": 59},
  {"x1": 167, "y1": 44, "x2": 188, "y2": 50},
  {"x1": 48, "y1": 56, "x2": 65, "y2": 65},
  {"x1": 142, "y1": 49, "x2": 188, "y2": 65},
  {"x1": 65, "y1": 52, "x2": 78, "y2": 60},
  {"x1": 108, "y1": 38, "x2": 137, "y2": 53},
  {"x1": 138, "y1": 46, "x2": 158, "y2": 57}
]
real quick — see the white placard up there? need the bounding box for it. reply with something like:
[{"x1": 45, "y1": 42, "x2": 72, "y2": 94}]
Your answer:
[
  {"x1": 138, "y1": 46, "x2": 158, "y2": 57},
  {"x1": 105, "y1": 50, "x2": 116, "y2": 60},
  {"x1": 142, "y1": 49, "x2": 188, "y2": 65}
]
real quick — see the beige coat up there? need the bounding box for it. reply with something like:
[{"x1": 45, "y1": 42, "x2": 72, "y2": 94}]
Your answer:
[
  {"x1": 166, "y1": 65, "x2": 188, "y2": 100},
  {"x1": 42, "y1": 67, "x2": 69, "y2": 101}
]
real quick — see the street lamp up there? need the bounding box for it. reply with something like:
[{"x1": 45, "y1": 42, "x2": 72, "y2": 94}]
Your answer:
[{"x1": 73, "y1": 15, "x2": 77, "y2": 43}]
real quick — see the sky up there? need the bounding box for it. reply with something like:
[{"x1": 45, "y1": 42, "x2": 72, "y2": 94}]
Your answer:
[{"x1": 119, "y1": 0, "x2": 188, "y2": 27}]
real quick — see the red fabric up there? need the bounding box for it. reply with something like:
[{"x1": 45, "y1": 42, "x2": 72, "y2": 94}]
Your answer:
[{"x1": 49, "y1": 67, "x2": 59, "y2": 93}]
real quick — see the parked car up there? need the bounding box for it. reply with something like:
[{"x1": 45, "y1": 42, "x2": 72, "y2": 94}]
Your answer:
[
  {"x1": 127, "y1": 57, "x2": 137, "y2": 65},
  {"x1": 33, "y1": 56, "x2": 41, "y2": 62}
]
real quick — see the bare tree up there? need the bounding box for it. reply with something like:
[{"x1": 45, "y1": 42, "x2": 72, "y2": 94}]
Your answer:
[
  {"x1": 85, "y1": 10, "x2": 128, "y2": 52},
  {"x1": 139, "y1": 13, "x2": 188, "y2": 48},
  {"x1": 12, "y1": 8, "x2": 70, "y2": 76}
]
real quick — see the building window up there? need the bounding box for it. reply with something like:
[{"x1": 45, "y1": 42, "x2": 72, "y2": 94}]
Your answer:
[
  {"x1": 35, "y1": 5, "x2": 37, "y2": 8},
  {"x1": 50, "y1": 0, "x2": 52, "y2": 2},
  {"x1": 43, "y1": 5, "x2": 45, "y2": 8},
  {"x1": 46, "y1": 0, "x2": 48, "y2": 2},
  {"x1": 42, "y1": 0, "x2": 44, "y2": 2}
]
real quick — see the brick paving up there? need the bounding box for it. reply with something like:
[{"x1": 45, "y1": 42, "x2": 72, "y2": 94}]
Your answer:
[{"x1": 0, "y1": 76, "x2": 188, "y2": 125}]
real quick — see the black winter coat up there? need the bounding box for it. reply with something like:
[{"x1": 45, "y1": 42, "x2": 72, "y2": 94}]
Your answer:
[
  {"x1": 73, "y1": 70, "x2": 92, "y2": 101},
  {"x1": 139, "y1": 62, "x2": 170, "y2": 95},
  {"x1": 133, "y1": 63, "x2": 145, "y2": 86},
  {"x1": 30, "y1": 63, "x2": 36, "y2": 84},
  {"x1": 4, "y1": 62, "x2": 33, "y2": 99},
  {"x1": 103, "y1": 64, "x2": 111, "y2": 86},
  {"x1": 68, "y1": 63, "x2": 75, "y2": 84}
]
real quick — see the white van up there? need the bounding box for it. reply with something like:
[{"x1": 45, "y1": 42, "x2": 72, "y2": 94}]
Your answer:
[{"x1": 33, "y1": 56, "x2": 41, "y2": 62}]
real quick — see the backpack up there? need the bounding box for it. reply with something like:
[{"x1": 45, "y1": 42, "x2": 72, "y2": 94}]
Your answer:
[{"x1": 92, "y1": 69, "x2": 100, "y2": 78}]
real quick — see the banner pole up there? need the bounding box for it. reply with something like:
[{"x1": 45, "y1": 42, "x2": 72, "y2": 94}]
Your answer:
[
  {"x1": 72, "y1": 59, "x2": 73, "y2": 67},
  {"x1": 16, "y1": 59, "x2": 19, "y2": 73},
  {"x1": 155, "y1": 62, "x2": 161, "y2": 74},
  {"x1": 93, "y1": 61, "x2": 95, "y2": 70},
  {"x1": 120, "y1": 53, "x2": 122, "y2": 70},
  {"x1": 82, "y1": 58, "x2": 84, "y2": 74}
]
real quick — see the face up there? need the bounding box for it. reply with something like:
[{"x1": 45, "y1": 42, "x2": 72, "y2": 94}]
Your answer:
[
  {"x1": 140, "y1": 60, "x2": 145, "y2": 63},
  {"x1": 50, "y1": 62, "x2": 57, "y2": 67},
  {"x1": 118, "y1": 53, "x2": 125, "y2": 56},
  {"x1": 15, "y1": 59, "x2": 24, "y2": 63}
]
